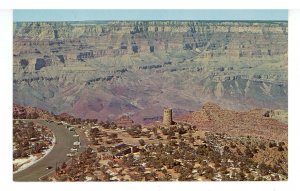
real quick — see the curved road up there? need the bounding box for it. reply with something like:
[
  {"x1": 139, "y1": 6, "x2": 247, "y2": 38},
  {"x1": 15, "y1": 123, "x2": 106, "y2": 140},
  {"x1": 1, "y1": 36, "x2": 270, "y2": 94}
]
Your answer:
[{"x1": 14, "y1": 120, "x2": 83, "y2": 181}]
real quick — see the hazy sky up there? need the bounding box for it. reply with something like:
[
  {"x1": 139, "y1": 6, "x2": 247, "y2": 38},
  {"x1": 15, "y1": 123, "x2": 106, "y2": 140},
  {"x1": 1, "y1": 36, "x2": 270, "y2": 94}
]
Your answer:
[{"x1": 13, "y1": 10, "x2": 288, "y2": 22}]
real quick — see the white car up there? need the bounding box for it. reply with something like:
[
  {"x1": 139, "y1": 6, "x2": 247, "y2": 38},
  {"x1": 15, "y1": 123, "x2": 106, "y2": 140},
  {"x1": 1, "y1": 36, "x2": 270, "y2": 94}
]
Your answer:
[{"x1": 73, "y1": 141, "x2": 80, "y2": 146}]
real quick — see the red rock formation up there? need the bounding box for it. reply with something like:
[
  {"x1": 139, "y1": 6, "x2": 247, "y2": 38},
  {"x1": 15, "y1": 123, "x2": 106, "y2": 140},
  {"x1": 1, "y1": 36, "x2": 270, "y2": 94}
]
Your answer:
[
  {"x1": 13, "y1": 104, "x2": 54, "y2": 119},
  {"x1": 176, "y1": 102, "x2": 287, "y2": 141}
]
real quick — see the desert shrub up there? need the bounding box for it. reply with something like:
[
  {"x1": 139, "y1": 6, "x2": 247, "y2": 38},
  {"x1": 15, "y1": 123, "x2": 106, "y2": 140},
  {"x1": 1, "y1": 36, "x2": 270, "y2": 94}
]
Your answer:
[
  {"x1": 139, "y1": 139, "x2": 145, "y2": 146},
  {"x1": 259, "y1": 143, "x2": 266, "y2": 150},
  {"x1": 278, "y1": 146, "x2": 284, "y2": 151},
  {"x1": 269, "y1": 141, "x2": 277, "y2": 148},
  {"x1": 245, "y1": 147, "x2": 254, "y2": 158}
]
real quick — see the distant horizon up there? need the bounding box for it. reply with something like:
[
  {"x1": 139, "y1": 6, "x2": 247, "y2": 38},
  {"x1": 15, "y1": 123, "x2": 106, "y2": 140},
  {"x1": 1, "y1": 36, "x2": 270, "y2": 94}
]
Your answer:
[
  {"x1": 13, "y1": 10, "x2": 288, "y2": 22},
  {"x1": 13, "y1": 20, "x2": 288, "y2": 23}
]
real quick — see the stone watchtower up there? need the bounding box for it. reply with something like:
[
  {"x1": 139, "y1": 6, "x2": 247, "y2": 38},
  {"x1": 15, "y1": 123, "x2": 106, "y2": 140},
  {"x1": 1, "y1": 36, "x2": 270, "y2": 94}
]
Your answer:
[{"x1": 163, "y1": 108, "x2": 173, "y2": 126}]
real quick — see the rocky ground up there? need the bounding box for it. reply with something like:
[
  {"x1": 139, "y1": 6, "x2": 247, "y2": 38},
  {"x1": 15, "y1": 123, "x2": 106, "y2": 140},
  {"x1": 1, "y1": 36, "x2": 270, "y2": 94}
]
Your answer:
[{"x1": 176, "y1": 102, "x2": 287, "y2": 142}]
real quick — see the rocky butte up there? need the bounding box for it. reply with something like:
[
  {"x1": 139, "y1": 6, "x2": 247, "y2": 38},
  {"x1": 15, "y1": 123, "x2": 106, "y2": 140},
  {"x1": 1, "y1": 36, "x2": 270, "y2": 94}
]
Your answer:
[{"x1": 13, "y1": 21, "x2": 288, "y2": 123}]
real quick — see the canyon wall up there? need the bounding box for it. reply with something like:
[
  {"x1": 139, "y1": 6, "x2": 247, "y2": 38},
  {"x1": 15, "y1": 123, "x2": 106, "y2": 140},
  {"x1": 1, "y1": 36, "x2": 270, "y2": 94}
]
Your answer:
[{"x1": 13, "y1": 21, "x2": 288, "y2": 123}]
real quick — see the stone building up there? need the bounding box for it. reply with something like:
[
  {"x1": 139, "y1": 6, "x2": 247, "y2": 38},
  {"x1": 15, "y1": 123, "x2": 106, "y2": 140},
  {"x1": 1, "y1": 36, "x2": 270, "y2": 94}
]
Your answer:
[{"x1": 163, "y1": 108, "x2": 173, "y2": 126}]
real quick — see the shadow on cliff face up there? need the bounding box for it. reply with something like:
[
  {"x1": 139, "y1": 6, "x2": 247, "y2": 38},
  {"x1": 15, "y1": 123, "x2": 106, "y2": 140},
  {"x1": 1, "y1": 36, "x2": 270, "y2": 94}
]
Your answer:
[{"x1": 35, "y1": 58, "x2": 46, "y2": 70}]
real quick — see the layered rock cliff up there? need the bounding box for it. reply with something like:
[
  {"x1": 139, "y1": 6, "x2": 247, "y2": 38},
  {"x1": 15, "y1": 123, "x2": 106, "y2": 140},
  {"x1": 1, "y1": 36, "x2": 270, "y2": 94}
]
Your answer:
[{"x1": 13, "y1": 21, "x2": 288, "y2": 123}]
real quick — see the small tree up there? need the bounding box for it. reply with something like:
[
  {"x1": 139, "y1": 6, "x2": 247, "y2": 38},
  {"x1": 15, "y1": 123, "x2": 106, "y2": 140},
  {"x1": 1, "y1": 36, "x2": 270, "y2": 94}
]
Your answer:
[
  {"x1": 139, "y1": 139, "x2": 145, "y2": 146},
  {"x1": 107, "y1": 161, "x2": 114, "y2": 167},
  {"x1": 278, "y1": 145, "x2": 284, "y2": 151},
  {"x1": 269, "y1": 141, "x2": 277, "y2": 148},
  {"x1": 189, "y1": 137, "x2": 195, "y2": 144},
  {"x1": 161, "y1": 128, "x2": 168, "y2": 135},
  {"x1": 153, "y1": 127, "x2": 158, "y2": 135},
  {"x1": 61, "y1": 162, "x2": 67, "y2": 169}
]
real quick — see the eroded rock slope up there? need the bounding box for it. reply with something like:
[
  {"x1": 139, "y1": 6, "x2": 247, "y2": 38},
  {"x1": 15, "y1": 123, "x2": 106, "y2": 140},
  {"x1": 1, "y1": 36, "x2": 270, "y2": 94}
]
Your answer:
[{"x1": 13, "y1": 21, "x2": 288, "y2": 123}]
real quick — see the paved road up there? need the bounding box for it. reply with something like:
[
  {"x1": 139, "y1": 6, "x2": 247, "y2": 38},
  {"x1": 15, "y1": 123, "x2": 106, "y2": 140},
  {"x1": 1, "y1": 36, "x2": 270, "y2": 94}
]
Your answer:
[{"x1": 14, "y1": 120, "x2": 79, "y2": 181}]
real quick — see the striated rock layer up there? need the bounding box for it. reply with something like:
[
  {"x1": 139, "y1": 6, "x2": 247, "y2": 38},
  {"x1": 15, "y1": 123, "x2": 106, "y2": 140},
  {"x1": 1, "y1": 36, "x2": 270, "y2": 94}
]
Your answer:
[{"x1": 13, "y1": 21, "x2": 288, "y2": 123}]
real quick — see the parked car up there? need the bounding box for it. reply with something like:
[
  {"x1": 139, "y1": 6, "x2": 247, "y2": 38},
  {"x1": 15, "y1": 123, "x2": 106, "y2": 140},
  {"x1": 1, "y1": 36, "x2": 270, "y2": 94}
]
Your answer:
[{"x1": 70, "y1": 148, "x2": 78, "y2": 152}]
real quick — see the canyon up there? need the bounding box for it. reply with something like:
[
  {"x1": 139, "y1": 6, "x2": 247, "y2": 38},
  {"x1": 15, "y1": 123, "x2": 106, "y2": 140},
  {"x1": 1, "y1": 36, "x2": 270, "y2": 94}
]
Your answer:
[{"x1": 13, "y1": 21, "x2": 288, "y2": 123}]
